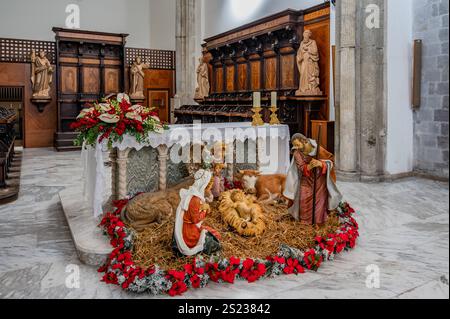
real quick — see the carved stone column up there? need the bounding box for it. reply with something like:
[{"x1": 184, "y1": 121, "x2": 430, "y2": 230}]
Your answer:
[
  {"x1": 335, "y1": 0, "x2": 387, "y2": 181},
  {"x1": 109, "y1": 149, "x2": 118, "y2": 200},
  {"x1": 116, "y1": 148, "x2": 131, "y2": 200},
  {"x1": 157, "y1": 145, "x2": 169, "y2": 191},
  {"x1": 336, "y1": 0, "x2": 358, "y2": 178},
  {"x1": 175, "y1": 0, "x2": 203, "y2": 108}
]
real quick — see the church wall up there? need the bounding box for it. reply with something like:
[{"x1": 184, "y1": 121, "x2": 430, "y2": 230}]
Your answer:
[
  {"x1": 202, "y1": 0, "x2": 323, "y2": 38},
  {"x1": 149, "y1": 0, "x2": 176, "y2": 51},
  {"x1": 0, "y1": 0, "x2": 174, "y2": 50},
  {"x1": 385, "y1": 0, "x2": 414, "y2": 175},
  {"x1": 412, "y1": 0, "x2": 449, "y2": 178}
]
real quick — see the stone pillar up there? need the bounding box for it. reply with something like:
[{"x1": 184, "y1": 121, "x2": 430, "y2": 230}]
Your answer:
[
  {"x1": 336, "y1": 0, "x2": 359, "y2": 178},
  {"x1": 359, "y1": 0, "x2": 386, "y2": 182},
  {"x1": 335, "y1": 0, "x2": 387, "y2": 181},
  {"x1": 175, "y1": 0, "x2": 202, "y2": 108},
  {"x1": 157, "y1": 145, "x2": 169, "y2": 191},
  {"x1": 116, "y1": 148, "x2": 131, "y2": 200},
  {"x1": 109, "y1": 149, "x2": 118, "y2": 200}
]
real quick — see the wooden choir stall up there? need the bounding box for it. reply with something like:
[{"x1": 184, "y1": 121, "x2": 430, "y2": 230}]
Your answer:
[{"x1": 175, "y1": 3, "x2": 332, "y2": 139}]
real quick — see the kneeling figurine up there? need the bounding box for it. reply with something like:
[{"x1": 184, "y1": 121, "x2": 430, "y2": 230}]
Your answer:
[{"x1": 173, "y1": 169, "x2": 221, "y2": 256}]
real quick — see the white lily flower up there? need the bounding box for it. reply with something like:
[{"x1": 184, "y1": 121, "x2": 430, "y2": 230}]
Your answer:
[
  {"x1": 77, "y1": 107, "x2": 94, "y2": 119},
  {"x1": 117, "y1": 93, "x2": 130, "y2": 104},
  {"x1": 130, "y1": 105, "x2": 144, "y2": 113},
  {"x1": 98, "y1": 103, "x2": 112, "y2": 112},
  {"x1": 154, "y1": 124, "x2": 164, "y2": 134},
  {"x1": 125, "y1": 112, "x2": 143, "y2": 122},
  {"x1": 99, "y1": 114, "x2": 120, "y2": 124}
]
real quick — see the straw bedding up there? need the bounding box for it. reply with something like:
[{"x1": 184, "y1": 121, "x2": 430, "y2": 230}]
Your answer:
[{"x1": 131, "y1": 198, "x2": 340, "y2": 271}]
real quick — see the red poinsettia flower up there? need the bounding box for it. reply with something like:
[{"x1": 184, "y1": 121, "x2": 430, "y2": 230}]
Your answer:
[{"x1": 190, "y1": 274, "x2": 201, "y2": 288}]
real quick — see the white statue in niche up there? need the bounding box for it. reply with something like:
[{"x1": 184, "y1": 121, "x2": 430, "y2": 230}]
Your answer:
[
  {"x1": 130, "y1": 56, "x2": 150, "y2": 100},
  {"x1": 296, "y1": 30, "x2": 323, "y2": 96},
  {"x1": 194, "y1": 56, "x2": 210, "y2": 100},
  {"x1": 30, "y1": 50, "x2": 54, "y2": 99}
]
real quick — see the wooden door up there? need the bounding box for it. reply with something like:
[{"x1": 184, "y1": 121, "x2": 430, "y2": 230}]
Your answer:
[{"x1": 147, "y1": 89, "x2": 169, "y2": 123}]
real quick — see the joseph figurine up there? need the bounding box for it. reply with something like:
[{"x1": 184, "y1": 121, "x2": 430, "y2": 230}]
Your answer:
[
  {"x1": 283, "y1": 134, "x2": 342, "y2": 225},
  {"x1": 295, "y1": 30, "x2": 323, "y2": 96}
]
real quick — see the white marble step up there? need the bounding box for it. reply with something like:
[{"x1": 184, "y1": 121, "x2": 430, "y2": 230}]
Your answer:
[{"x1": 59, "y1": 187, "x2": 111, "y2": 266}]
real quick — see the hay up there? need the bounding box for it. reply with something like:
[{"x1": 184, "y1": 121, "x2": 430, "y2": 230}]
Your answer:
[{"x1": 131, "y1": 200, "x2": 340, "y2": 271}]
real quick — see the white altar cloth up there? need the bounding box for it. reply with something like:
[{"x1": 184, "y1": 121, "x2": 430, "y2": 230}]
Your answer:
[{"x1": 83, "y1": 122, "x2": 291, "y2": 217}]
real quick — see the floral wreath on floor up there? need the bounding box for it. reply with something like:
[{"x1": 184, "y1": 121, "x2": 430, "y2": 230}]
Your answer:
[{"x1": 97, "y1": 199, "x2": 359, "y2": 296}]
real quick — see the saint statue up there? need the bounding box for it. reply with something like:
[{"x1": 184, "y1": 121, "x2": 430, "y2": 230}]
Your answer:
[
  {"x1": 30, "y1": 50, "x2": 53, "y2": 99},
  {"x1": 283, "y1": 134, "x2": 342, "y2": 225},
  {"x1": 173, "y1": 169, "x2": 221, "y2": 256},
  {"x1": 194, "y1": 56, "x2": 210, "y2": 100},
  {"x1": 295, "y1": 30, "x2": 323, "y2": 96},
  {"x1": 130, "y1": 56, "x2": 150, "y2": 99}
]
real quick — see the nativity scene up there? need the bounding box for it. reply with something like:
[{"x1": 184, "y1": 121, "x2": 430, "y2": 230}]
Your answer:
[{"x1": 0, "y1": 0, "x2": 447, "y2": 302}]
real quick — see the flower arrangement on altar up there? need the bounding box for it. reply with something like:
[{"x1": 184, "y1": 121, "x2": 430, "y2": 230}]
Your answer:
[{"x1": 71, "y1": 93, "x2": 168, "y2": 147}]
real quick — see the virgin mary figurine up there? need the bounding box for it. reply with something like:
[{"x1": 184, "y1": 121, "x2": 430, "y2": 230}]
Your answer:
[{"x1": 173, "y1": 169, "x2": 221, "y2": 256}]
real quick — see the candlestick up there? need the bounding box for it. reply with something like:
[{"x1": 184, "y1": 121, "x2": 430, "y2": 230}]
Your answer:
[
  {"x1": 271, "y1": 91, "x2": 277, "y2": 107},
  {"x1": 269, "y1": 92, "x2": 280, "y2": 125},
  {"x1": 253, "y1": 92, "x2": 261, "y2": 108},
  {"x1": 252, "y1": 92, "x2": 264, "y2": 126}
]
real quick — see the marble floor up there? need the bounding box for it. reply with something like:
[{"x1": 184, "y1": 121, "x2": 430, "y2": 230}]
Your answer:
[{"x1": 0, "y1": 148, "x2": 448, "y2": 299}]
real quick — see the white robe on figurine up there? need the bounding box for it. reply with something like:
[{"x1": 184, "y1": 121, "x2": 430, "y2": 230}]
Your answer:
[
  {"x1": 283, "y1": 140, "x2": 343, "y2": 221},
  {"x1": 174, "y1": 169, "x2": 212, "y2": 256}
]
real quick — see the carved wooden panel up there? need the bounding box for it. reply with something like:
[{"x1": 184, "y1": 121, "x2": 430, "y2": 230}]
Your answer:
[
  {"x1": 226, "y1": 65, "x2": 235, "y2": 92},
  {"x1": 147, "y1": 89, "x2": 169, "y2": 122},
  {"x1": 82, "y1": 67, "x2": 100, "y2": 94},
  {"x1": 104, "y1": 68, "x2": 120, "y2": 94},
  {"x1": 215, "y1": 68, "x2": 224, "y2": 93},
  {"x1": 237, "y1": 63, "x2": 248, "y2": 91},
  {"x1": 250, "y1": 61, "x2": 261, "y2": 91},
  {"x1": 280, "y1": 54, "x2": 296, "y2": 89},
  {"x1": 264, "y1": 57, "x2": 277, "y2": 90},
  {"x1": 60, "y1": 67, "x2": 77, "y2": 94}
]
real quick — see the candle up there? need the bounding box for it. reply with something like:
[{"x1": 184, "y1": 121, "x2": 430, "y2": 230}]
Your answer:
[
  {"x1": 253, "y1": 92, "x2": 261, "y2": 108},
  {"x1": 271, "y1": 91, "x2": 277, "y2": 107}
]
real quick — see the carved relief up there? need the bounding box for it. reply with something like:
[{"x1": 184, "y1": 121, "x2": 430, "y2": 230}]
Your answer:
[
  {"x1": 83, "y1": 67, "x2": 100, "y2": 94},
  {"x1": 104, "y1": 68, "x2": 119, "y2": 94},
  {"x1": 61, "y1": 66, "x2": 77, "y2": 94}
]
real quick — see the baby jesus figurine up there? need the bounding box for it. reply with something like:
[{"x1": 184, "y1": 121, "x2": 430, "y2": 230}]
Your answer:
[
  {"x1": 173, "y1": 170, "x2": 221, "y2": 256},
  {"x1": 283, "y1": 134, "x2": 343, "y2": 226}
]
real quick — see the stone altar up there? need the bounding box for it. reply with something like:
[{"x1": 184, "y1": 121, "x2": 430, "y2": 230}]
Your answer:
[{"x1": 83, "y1": 122, "x2": 291, "y2": 217}]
